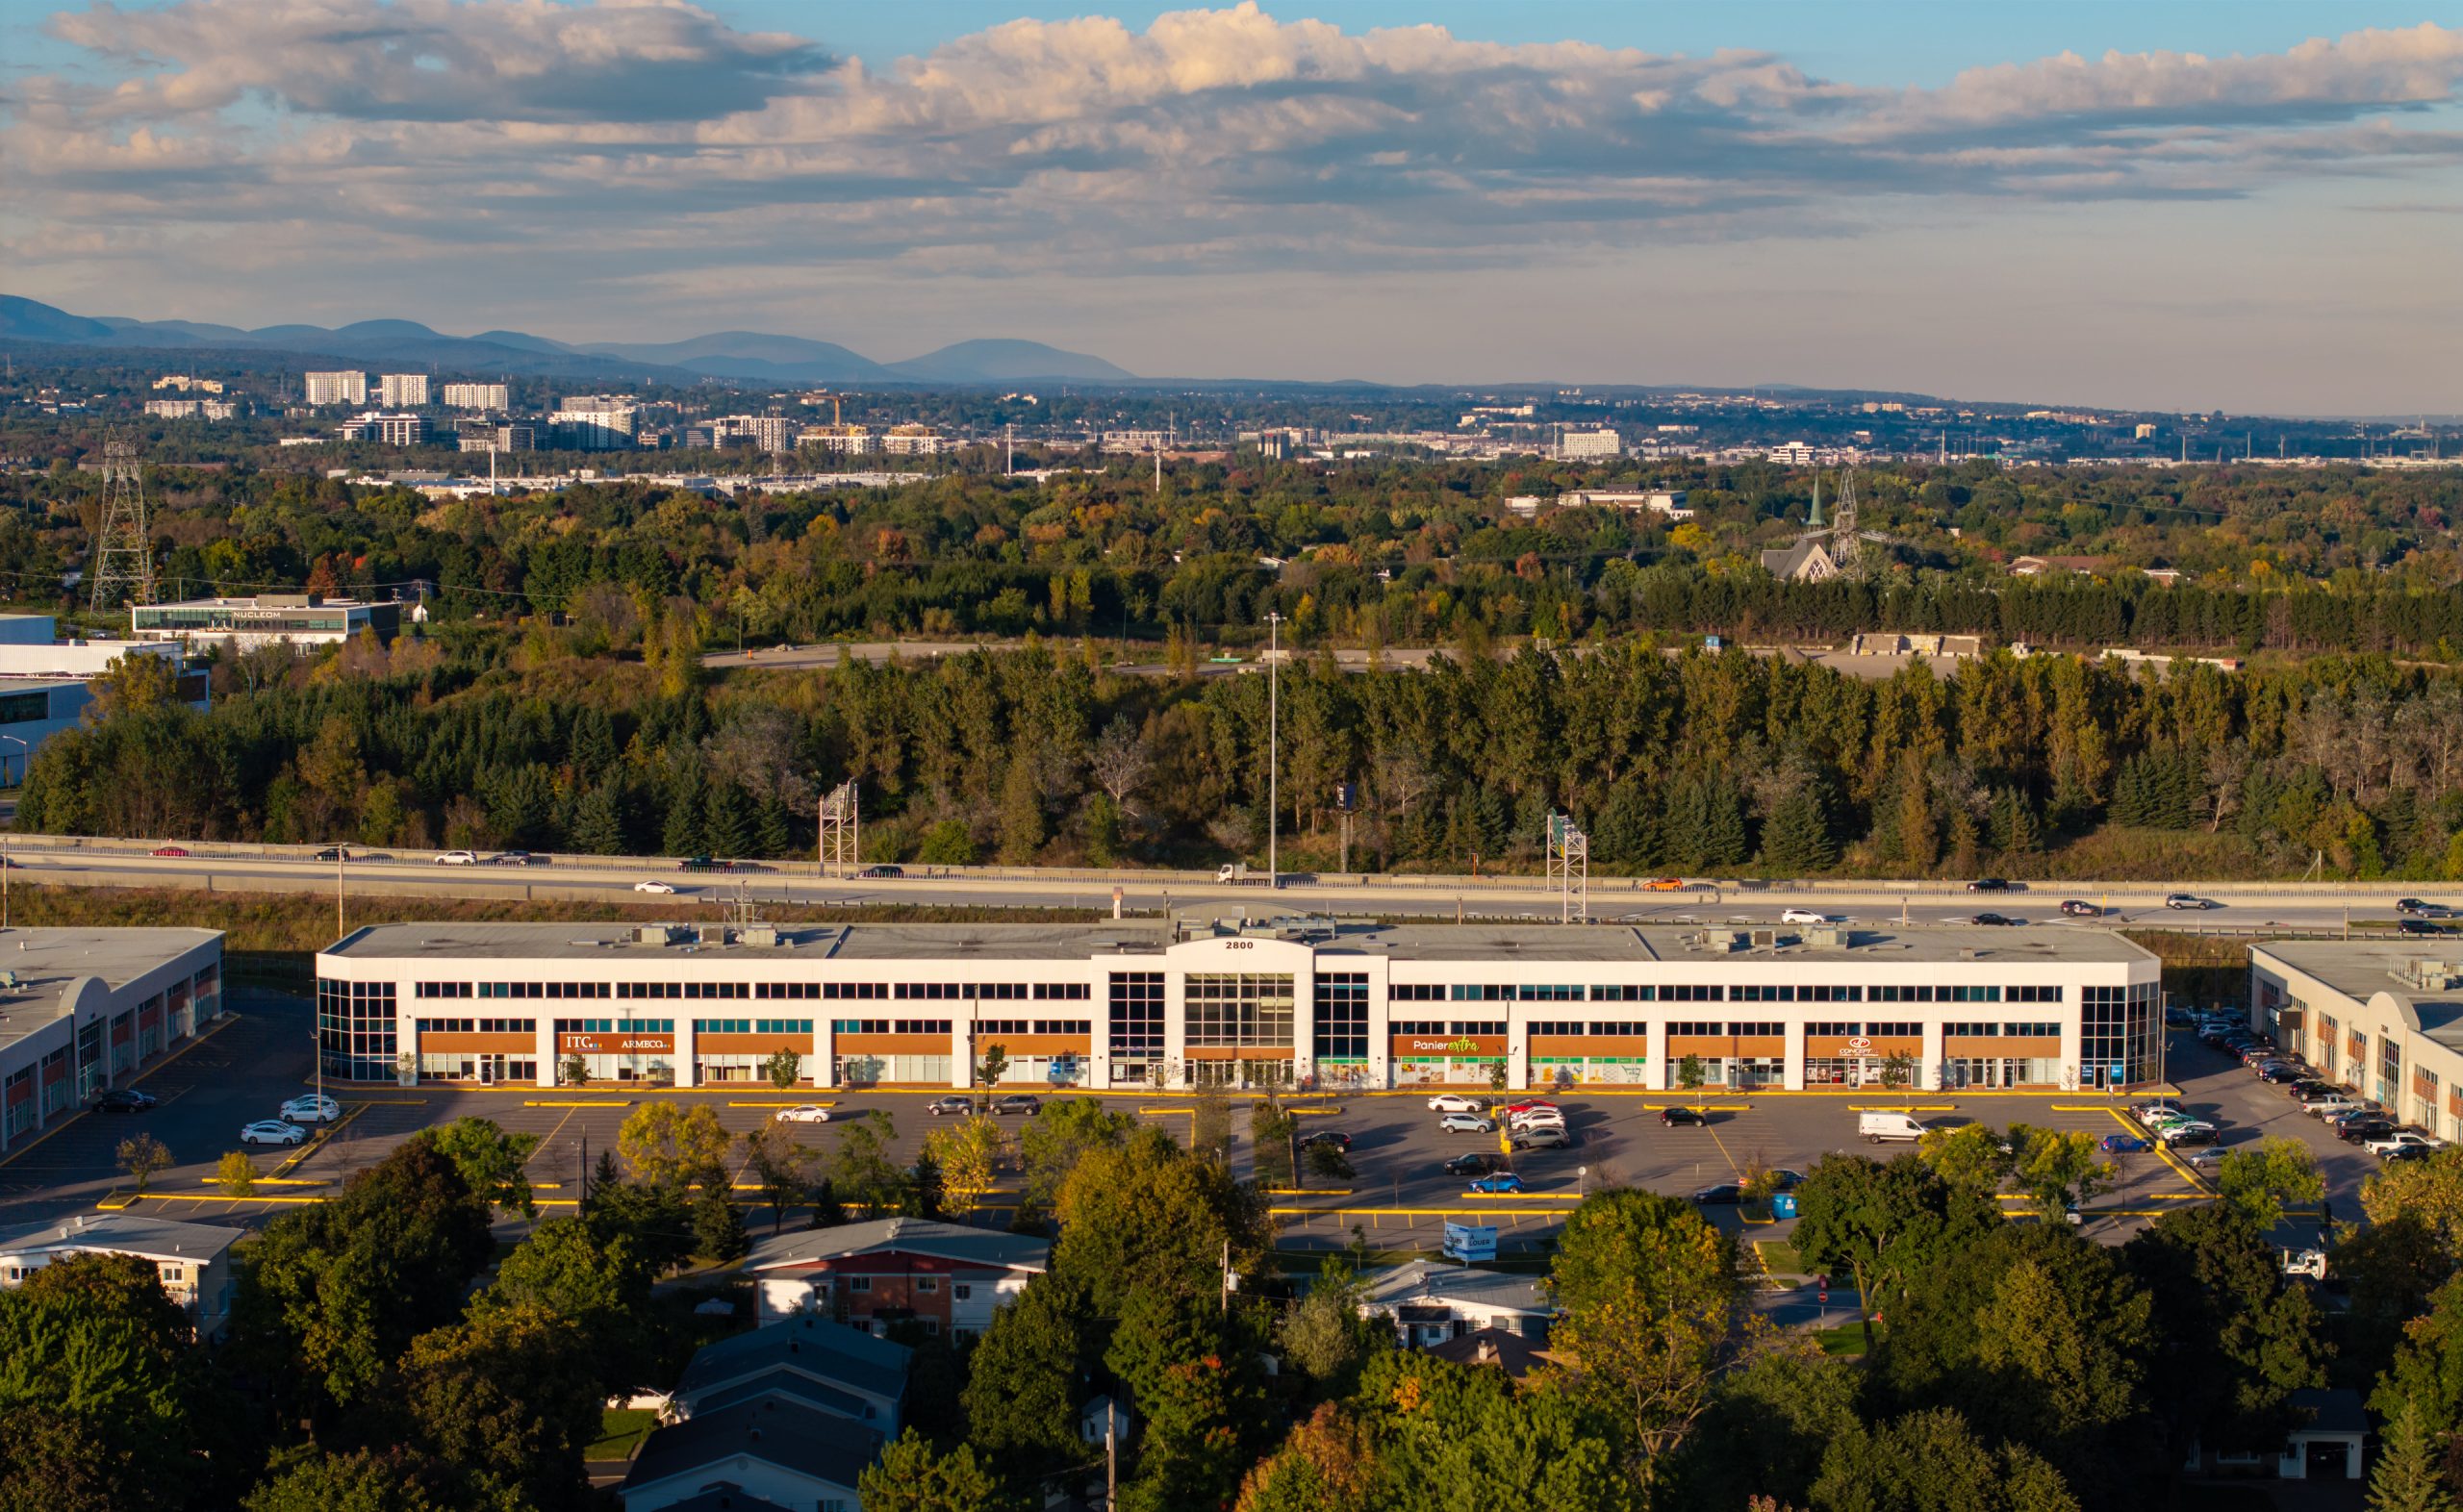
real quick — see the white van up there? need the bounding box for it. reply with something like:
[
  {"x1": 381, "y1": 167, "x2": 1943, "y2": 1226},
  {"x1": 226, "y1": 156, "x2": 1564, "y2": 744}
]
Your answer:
[{"x1": 1859, "y1": 1110, "x2": 1927, "y2": 1144}]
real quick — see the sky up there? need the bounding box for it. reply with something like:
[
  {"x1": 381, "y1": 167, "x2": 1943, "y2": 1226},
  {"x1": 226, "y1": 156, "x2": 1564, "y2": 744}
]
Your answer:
[{"x1": 2, "y1": 0, "x2": 2461, "y2": 414}]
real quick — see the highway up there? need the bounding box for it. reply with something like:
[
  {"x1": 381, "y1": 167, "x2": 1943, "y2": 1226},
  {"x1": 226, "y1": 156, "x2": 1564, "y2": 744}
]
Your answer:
[{"x1": 0, "y1": 837, "x2": 2442, "y2": 934}]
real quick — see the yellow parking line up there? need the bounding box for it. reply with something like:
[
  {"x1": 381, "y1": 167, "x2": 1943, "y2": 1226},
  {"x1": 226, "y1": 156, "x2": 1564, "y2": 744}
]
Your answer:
[
  {"x1": 522, "y1": 1100, "x2": 633, "y2": 1108},
  {"x1": 726, "y1": 1100, "x2": 837, "y2": 1108},
  {"x1": 2096, "y1": 1107, "x2": 2210, "y2": 1191}
]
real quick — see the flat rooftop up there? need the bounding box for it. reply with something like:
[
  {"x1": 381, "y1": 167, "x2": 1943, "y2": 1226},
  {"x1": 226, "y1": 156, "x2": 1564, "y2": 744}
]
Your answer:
[
  {"x1": 0, "y1": 927, "x2": 220, "y2": 1056},
  {"x1": 324, "y1": 920, "x2": 2151, "y2": 970},
  {"x1": 2253, "y1": 939, "x2": 2463, "y2": 1005}
]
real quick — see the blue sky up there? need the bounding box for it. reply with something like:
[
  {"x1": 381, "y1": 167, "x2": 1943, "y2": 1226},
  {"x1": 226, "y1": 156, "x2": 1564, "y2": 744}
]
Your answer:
[{"x1": 4, "y1": 1, "x2": 2460, "y2": 413}]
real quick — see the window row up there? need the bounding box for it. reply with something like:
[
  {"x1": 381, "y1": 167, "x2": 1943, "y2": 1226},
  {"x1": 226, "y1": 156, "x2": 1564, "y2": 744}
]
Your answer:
[
  {"x1": 972, "y1": 1021, "x2": 1093, "y2": 1037},
  {"x1": 1527, "y1": 1021, "x2": 1650, "y2": 1038},
  {"x1": 691, "y1": 1020, "x2": 817, "y2": 1036},
  {"x1": 892, "y1": 982, "x2": 1090, "y2": 1000},
  {"x1": 829, "y1": 1020, "x2": 956, "y2": 1036},
  {"x1": 414, "y1": 1018, "x2": 530, "y2": 1035}
]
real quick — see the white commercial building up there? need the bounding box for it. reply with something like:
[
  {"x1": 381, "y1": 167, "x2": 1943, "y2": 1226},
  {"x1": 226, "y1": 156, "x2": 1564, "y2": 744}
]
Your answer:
[
  {"x1": 131, "y1": 593, "x2": 401, "y2": 654},
  {"x1": 303, "y1": 370, "x2": 368, "y2": 406},
  {"x1": 142, "y1": 398, "x2": 240, "y2": 421},
  {"x1": 0, "y1": 929, "x2": 226, "y2": 1157},
  {"x1": 441, "y1": 382, "x2": 510, "y2": 412},
  {"x1": 2249, "y1": 941, "x2": 2463, "y2": 1143},
  {"x1": 1558, "y1": 429, "x2": 1623, "y2": 460},
  {"x1": 335, "y1": 412, "x2": 429, "y2": 445},
  {"x1": 799, "y1": 424, "x2": 875, "y2": 455},
  {"x1": 550, "y1": 395, "x2": 639, "y2": 449},
  {"x1": 0, "y1": 616, "x2": 199, "y2": 782},
  {"x1": 313, "y1": 920, "x2": 2160, "y2": 1094},
  {"x1": 377, "y1": 373, "x2": 430, "y2": 408},
  {"x1": 878, "y1": 425, "x2": 949, "y2": 456}
]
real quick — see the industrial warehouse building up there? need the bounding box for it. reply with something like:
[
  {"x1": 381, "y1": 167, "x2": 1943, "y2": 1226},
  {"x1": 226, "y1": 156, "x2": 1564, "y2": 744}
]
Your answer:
[
  {"x1": 2250, "y1": 940, "x2": 2463, "y2": 1144},
  {"x1": 0, "y1": 928, "x2": 226, "y2": 1154},
  {"x1": 314, "y1": 919, "x2": 2161, "y2": 1093}
]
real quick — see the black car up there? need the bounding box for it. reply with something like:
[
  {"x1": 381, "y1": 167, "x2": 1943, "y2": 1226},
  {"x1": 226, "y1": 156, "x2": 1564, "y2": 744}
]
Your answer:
[
  {"x1": 2386, "y1": 1143, "x2": 2439, "y2": 1163},
  {"x1": 2339, "y1": 1120, "x2": 2399, "y2": 1145},
  {"x1": 314, "y1": 846, "x2": 351, "y2": 863},
  {"x1": 1299, "y1": 1129, "x2": 1353, "y2": 1151},
  {"x1": 856, "y1": 865, "x2": 905, "y2": 880},
  {"x1": 1967, "y1": 878, "x2": 2012, "y2": 893},
  {"x1": 1691, "y1": 1183, "x2": 1743, "y2": 1204},
  {"x1": 1968, "y1": 913, "x2": 2017, "y2": 927},
  {"x1": 2400, "y1": 920, "x2": 2450, "y2": 937},
  {"x1": 2167, "y1": 1125, "x2": 2222, "y2": 1147},
  {"x1": 89, "y1": 1088, "x2": 157, "y2": 1113},
  {"x1": 1660, "y1": 1107, "x2": 1707, "y2": 1126},
  {"x1": 2060, "y1": 899, "x2": 2100, "y2": 918},
  {"x1": 2288, "y1": 1081, "x2": 2334, "y2": 1101},
  {"x1": 992, "y1": 1095, "x2": 1041, "y2": 1116},
  {"x1": 2258, "y1": 1064, "x2": 2306, "y2": 1084},
  {"x1": 1442, "y1": 1152, "x2": 1502, "y2": 1177}
]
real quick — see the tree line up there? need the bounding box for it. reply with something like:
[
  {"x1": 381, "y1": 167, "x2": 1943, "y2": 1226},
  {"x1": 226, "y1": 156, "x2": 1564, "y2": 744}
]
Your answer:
[{"x1": 26, "y1": 632, "x2": 2463, "y2": 882}]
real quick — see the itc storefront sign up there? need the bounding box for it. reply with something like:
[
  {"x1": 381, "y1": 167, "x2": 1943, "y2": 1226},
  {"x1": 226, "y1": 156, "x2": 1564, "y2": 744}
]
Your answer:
[{"x1": 558, "y1": 1034, "x2": 675, "y2": 1054}]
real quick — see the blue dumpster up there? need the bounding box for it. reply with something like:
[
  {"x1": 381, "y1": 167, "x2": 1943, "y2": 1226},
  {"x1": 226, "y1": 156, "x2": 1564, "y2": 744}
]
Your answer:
[{"x1": 1771, "y1": 1192, "x2": 1799, "y2": 1220}]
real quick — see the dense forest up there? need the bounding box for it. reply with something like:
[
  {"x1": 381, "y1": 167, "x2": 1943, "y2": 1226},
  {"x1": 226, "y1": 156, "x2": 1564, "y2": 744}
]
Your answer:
[
  {"x1": 25, "y1": 631, "x2": 2463, "y2": 881},
  {"x1": 3, "y1": 445, "x2": 2463, "y2": 655},
  {"x1": 14, "y1": 1099, "x2": 2463, "y2": 1511}
]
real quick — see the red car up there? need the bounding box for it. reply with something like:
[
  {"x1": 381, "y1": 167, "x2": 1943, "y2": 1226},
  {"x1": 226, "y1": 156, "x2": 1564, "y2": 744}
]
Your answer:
[
  {"x1": 151, "y1": 845, "x2": 190, "y2": 858},
  {"x1": 1504, "y1": 1100, "x2": 1559, "y2": 1117}
]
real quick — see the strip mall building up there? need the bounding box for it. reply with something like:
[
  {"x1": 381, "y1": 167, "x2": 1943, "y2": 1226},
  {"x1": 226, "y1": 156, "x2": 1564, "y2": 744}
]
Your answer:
[
  {"x1": 0, "y1": 929, "x2": 226, "y2": 1154},
  {"x1": 316, "y1": 919, "x2": 2160, "y2": 1093}
]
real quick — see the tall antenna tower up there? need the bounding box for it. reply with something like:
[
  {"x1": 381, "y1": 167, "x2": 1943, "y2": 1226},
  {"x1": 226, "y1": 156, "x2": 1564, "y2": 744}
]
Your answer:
[
  {"x1": 819, "y1": 781, "x2": 859, "y2": 880},
  {"x1": 89, "y1": 436, "x2": 156, "y2": 613},
  {"x1": 1547, "y1": 812, "x2": 1588, "y2": 924}
]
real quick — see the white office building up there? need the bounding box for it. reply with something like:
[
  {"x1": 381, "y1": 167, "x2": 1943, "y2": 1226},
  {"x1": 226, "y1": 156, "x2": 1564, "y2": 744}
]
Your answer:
[
  {"x1": 1558, "y1": 429, "x2": 1623, "y2": 460},
  {"x1": 2250, "y1": 942, "x2": 2463, "y2": 1143},
  {"x1": 132, "y1": 594, "x2": 401, "y2": 654},
  {"x1": 303, "y1": 370, "x2": 368, "y2": 406},
  {"x1": 442, "y1": 383, "x2": 511, "y2": 412},
  {"x1": 550, "y1": 396, "x2": 639, "y2": 449},
  {"x1": 0, "y1": 929, "x2": 226, "y2": 1156},
  {"x1": 377, "y1": 373, "x2": 431, "y2": 408},
  {"x1": 335, "y1": 412, "x2": 429, "y2": 445},
  {"x1": 0, "y1": 616, "x2": 200, "y2": 782},
  {"x1": 313, "y1": 919, "x2": 2160, "y2": 1094}
]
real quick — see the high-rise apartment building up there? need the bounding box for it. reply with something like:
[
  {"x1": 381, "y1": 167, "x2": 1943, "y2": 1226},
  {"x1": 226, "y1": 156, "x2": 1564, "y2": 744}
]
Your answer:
[
  {"x1": 1557, "y1": 429, "x2": 1623, "y2": 460},
  {"x1": 549, "y1": 395, "x2": 638, "y2": 450},
  {"x1": 442, "y1": 383, "x2": 510, "y2": 412},
  {"x1": 303, "y1": 370, "x2": 368, "y2": 406},
  {"x1": 377, "y1": 374, "x2": 430, "y2": 408}
]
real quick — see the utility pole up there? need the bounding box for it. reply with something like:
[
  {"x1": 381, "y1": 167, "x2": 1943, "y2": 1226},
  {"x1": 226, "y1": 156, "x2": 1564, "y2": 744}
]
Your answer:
[
  {"x1": 335, "y1": 844, "x2": 345, "y2": 943},
  {"x1": 0, "y1": 734, "x2": 23, "y2": 930},
  {"x1": 1265, "y1": 612, "x2": 1282, "y2": 885}
]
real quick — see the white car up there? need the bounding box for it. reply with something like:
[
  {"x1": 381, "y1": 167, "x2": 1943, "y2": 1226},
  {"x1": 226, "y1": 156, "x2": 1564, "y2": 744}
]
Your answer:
[
  {"x1": 2132, "y1": 1101, "x2": 2189, "y2": 1127},
  {"x1": 1509, "y1": 1108, "x2": 1567, "y2": 1131},
  {"x1": 633, "y1": 879, "x2": 677, "y2": 894},
  {"x1": 1427, "y1": 1093, "x2": 1484, "y2": 1113},
  {"x1": 1437, "y1": 1113, "x2": 1497, "y2": 1134},
  {"x1": 434, "y1": 849, "x2": 479, "y2": 866},
  {"x1": 2164, "y1": 893, "x2": 2215, "y2": 911},
  {"x1": 1779, "y1": 907, "x2": 1826, "y2": 925},
  {"x1": 2369, "y1": 1131, "x2": 2445, "y2": 1158},
  {"x1": 773, "y1": 1105, "x2": 834, "y2": 1124},
  {"x1": 279, "y1": 1094, "x2": 341, "y2": 1124},
  {"x1": 240, "y1": 1120, "x2": 306, "y2": 1147}
]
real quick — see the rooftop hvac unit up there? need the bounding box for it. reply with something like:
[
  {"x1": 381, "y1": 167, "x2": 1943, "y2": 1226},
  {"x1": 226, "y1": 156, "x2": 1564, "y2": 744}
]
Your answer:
[
  {"x1": 740, "y1": 924, "x2": 779, "y2": 948},
  {"x1": 631, "y1": 925, "x2": 673, "y2": 946},
  {"x1": 1750, "y1": 928, "x2": 1779, "y2": 949}
]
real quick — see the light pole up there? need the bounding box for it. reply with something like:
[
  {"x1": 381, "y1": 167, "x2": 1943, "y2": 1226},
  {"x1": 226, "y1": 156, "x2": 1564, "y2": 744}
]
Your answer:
[
  {"x1": 0, "y1": 734, "x2": 23, "y2": 930},
  {"x1": 1265, "y1": 612, "x2": 1282, "y2": 886}
]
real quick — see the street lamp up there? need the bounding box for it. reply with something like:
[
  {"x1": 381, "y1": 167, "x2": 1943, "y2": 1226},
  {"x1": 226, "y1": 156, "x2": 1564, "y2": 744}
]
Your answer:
[
  {"x1": 0, "y1": 734, "x2": 27, "y2": 930},
  {"x1": 1264, "y1": 612, "x2": 1282, "y2": 886}
]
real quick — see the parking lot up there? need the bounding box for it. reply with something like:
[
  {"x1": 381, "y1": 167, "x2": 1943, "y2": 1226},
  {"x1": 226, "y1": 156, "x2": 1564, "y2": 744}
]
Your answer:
[{"x1": 0, "y1": 1001, "x2": 2382, "y2": 1262}]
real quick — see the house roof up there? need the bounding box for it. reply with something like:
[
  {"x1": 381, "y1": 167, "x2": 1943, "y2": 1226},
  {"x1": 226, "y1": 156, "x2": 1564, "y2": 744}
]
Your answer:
[
  {"x1": 622, "y1": 1394, "x2": 882, "y2": 1500},
  {"x1": 2290, "y1": 1387, "x2": 2368, "y2": 1437},
  {"x1": 746, "y1": 1217, "x2": 1050, "y2": 1274},
  {"x1": 676, "y1": 1314, "x2": 910, "y2": 1404},
  {"x1": 1358, "y1": 1261, "x2": 1547, "y2": 1316},
  {"x1": 691, "y1": 1369, "x2": 870, "y2": 1423},
  {"x1": 1426, "y1": 1326, "x2": 1551, "y2": 1377},
  {"x1": 1760, "y1": 540, "x2": 1834, "y2": 581},
  {"x1": 642, "y1": 1486, "x2": 798, "y2": 1512},
  {"x1": 0, "y1": 1213, "x2": 242, "y2": 1265}
]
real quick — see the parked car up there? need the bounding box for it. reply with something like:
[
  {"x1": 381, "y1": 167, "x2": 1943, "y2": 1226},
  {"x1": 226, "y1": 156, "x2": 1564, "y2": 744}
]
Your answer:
[
  {"x1": 280, "y1": 1094, "x2": 341, "y2": 1124},
  {"x1": 2132, "y1": 1101, "x2": 2188, "y2": 1126},
  {"x1": 1659, "y1": 1107, "x2": 1708, "y2": 1127},
  {"x1": 633, "y1": 879, "x2": 677, "y2": 894},
  {"x1": 1967, "y1": 878, "x2": 2012, "y2": 892},
  {"x1": 2287, "y1": 1080, "x2": 2334, "y2": 1101},
  {"x1": 992, "y1": 1095, "x2": 1042, "y2": 1116},
  {"x1": 2100, "y1": 1133, "x2": 2151, "y2": 1153},
  {"x1": 925, "y1": 1096, "x2": 973, "y2": 1116},
  {"x1": 150, "y1": 844, "x2": 190, "y2": 857},
  {"x1": 773, "y1": 1105, "x2": 834, "y2": 1124},
  {"x1": 1426, "y1": 1093, "x2": 1485, "y2": 1113},
  {"x1": 2370, "y1": 1131, "x2": 2447, "y2": 1158},
  {"x1": 1467, "y1": 1172, "x2": 1526, "y2": 1195},
  {"x1": 240, "y1": 1120, "x2": 306, "y2": 1147},
  {"x1": 1508, "y1": 1108, "x2": 1565, "y2": 1130},
  {"x1": 1299, "y1": 1129, "x2": 1353, "y2": 1151},
  {"x1": 1502, "y1": 1099, "x2": 1559, "y2": 1116},
  {"x1": 1968, "y1": 912, "x2": 2017, "y2": 927},
  {"x1": 1691, "y1": 1182, "x2": 1744, "y2": 1204},
  {"x1": 2162, "y1": 1122, "x2": 2222, "y2": 1147},
  {"x1": 1511, "y1": 1125, "x2": 1573, "y2": 1151},
  {"x1": 1780, "y1": 907, "x2": 1826, "y2": 925},
  {"x1": 435, "y1": 849, "x2": 479, "y2": 866},
  {"x1": 2301, "y1": 1093, "x2": 2363, "y2": 1117},
  {"x1": 2258, "y1": 1064, "x2": 2309, "y2": 1085},
  {"x1": 1443, "y1": 1152, "x2": 1503, "y2": 1177},
  {"x1": 2165, "y1": 893, "x2": 2216, "y2": 910},
  {"x1": 1439, "y1": 1112, "x2": 1497, "y2": 1134},
  {"x1": 2386, "y1": 1143, "x2": 2441, "y2": 1163},
  {"x1": 2335, "y1": 1119, "x2": 2398, "y2": 1145},
  {"x1": 856, "y1": 865, "x2": 905, "y2": 880},
  {"x1": 2060, "y1": 899, "x2": 2100, "y2": 918},
  {"x1": 89, "y1": 1088, "x2": 158, "y2": 1113}
]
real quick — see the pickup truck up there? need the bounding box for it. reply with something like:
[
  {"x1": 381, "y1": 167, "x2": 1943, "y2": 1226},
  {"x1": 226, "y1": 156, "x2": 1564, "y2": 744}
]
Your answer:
[
  {"x1": 2368, "y1": 1130, "x2": 2446, "y2": 1158},
  {"x1": 2299, "y1": 1092, "x2": 2363, "y2": 1118},
  {"x1": 1215, "y1": 863, "x2": 1280, "y2": 887}
]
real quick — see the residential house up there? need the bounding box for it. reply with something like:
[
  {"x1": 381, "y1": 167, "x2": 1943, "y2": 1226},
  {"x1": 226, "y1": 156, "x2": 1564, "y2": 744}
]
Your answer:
[
  {"x1": 745, "y1": 1218, "x2": 1048, "y2": 1338},
  {"x1": 1425, "y1": 1326, "x2": 1549, "y2": 1378},
  {"x1": 1358, "y1": 1261, "x2": 1552, "y2": 1348},
  {"x1": 620, "y1": 1395, "x2": 879, "y2": 1512},
  {"x1": 0, "y1": 1213, "x2": 241, "y2": 1336},
  {"x1": 673, "y1": 1312, "x2": 910, "y2": 1436}
]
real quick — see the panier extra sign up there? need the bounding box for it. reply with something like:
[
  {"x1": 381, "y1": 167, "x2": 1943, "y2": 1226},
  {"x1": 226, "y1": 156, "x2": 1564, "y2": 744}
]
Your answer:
[{"x1": 1399, "y1": 1036, "x2": 1503, "y2": 1056}]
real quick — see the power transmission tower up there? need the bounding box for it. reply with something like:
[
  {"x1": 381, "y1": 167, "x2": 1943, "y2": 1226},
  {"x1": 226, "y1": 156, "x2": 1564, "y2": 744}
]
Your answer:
[{"x1": 89, "y1": 436, "x2": 156, "y2": 613}]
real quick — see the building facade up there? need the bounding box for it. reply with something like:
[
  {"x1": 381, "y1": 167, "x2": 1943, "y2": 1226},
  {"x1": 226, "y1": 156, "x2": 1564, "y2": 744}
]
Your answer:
[
  {"x1": 377, "y1": 373, "x2": 431, "y2": 407},
  {"x1": 0, "y1": 1214, "x2": 240, "y2": 1336},
  {"x1": 2249, "y1": 942, "x2": 2463, "y2": 1142},
  {"x1": 313, "y1": 920, "x2": 2161, "y2": 1094},
  {"x1": 303, "y1": 370, "x2": 368, "y2": 406},
  {"x1": 132, "y1": 594, "x2": 400, "y2": 654},
  {"x1": 0, "y1": 929, "x2": 225, "y2": 1156},
  {"x1": 550, "y1": 395, "x2": 639, "y2": 449},
  {"x1": 442, "y1": 382, "x2": 510, "y2": 412},
  {"x1": 745, "y1": 1218, "x2": 1047, "y2": 1336}
]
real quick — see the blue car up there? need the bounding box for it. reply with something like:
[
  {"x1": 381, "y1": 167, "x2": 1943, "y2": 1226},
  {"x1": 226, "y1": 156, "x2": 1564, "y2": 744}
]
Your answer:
[
  {"x1": 1466, "y1": 1172, "x2": 1526, "y2": 1195},
  {"x1": 2100, "y1": 1133, "x2": 2151, "y2": 1153}
]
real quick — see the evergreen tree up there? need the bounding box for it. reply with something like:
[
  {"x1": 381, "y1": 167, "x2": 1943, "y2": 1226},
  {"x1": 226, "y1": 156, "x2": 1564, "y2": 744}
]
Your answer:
[
  {"x1": 2368, "y1": 1397, "x2": 2455, "y2": 1512},
  {"x1": 570, "y1": 784, "x2": 627, "y2": 856},
  {"x1": 1699, "y1": 777, "x2": 1751, "y2": 869},
  {"x1": 701, "y1": 783, "x2": 753, "y2": 858},
  {"x1": 691, "y1": 1188, "x2": 748, "y2": 1264},
  {"x1": 1760, "y1": 782, "x2": 1838, "y2": 874},
  {"x1": 998, "y1": 758, "x2": 1046, "y2": 865},
  {"x1": 660, "y1": 774, "x2": 704, "y2": 857},
  {"x1": 756, "y1": 796, "x2": 793, "y2": 859}
]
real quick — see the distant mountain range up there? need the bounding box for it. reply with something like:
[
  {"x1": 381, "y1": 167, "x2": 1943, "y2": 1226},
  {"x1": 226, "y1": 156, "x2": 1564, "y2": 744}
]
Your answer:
[{"x1": 0, "y1": 294, "x2": 1137, "y2": 387}]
